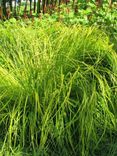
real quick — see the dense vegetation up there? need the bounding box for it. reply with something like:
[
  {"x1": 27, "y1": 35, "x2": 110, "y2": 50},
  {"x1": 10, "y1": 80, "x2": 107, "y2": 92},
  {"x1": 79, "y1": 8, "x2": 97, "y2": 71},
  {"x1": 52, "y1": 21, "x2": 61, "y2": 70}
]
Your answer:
[
  {"x1": 0, "y1": 0, "x2": 116, "y2": 19},
  {"x1": 0, "y1": 0, "x2": 117, "y2": 155},
  {"x1": 0, "y1": 20, "x2": 117, "y2": 155},
  {"x1": 1, "y1": 1, "x2": 117, "y2": 50}
]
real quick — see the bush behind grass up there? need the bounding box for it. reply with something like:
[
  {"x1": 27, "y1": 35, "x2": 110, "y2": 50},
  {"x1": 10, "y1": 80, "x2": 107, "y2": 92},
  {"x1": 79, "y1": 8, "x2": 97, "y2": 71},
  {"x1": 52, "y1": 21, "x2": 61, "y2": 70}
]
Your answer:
[{"x1": 0, "y1": 21, "x2": 117, "y2": 156}]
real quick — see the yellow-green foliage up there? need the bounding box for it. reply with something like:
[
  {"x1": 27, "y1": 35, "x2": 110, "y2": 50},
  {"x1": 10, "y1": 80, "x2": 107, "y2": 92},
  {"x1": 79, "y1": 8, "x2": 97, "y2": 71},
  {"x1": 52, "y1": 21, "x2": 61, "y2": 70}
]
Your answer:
[{"x1": 0, "y1": 21, "x2": 117, "y2": 156}]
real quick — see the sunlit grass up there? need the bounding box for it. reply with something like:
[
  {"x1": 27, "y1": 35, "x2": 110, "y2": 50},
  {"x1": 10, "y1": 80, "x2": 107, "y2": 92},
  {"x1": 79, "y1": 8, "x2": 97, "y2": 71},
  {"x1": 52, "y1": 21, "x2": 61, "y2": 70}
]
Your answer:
[{"x1": 0, "y1": 21, "x2": 117, "y2": 156}]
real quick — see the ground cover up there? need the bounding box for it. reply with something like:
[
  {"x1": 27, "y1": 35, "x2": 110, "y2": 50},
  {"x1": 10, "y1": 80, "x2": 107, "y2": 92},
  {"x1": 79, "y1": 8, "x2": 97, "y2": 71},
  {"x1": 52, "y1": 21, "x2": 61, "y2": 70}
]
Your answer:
[{"x1": 0, "y1": 20, "x2": 117, "y2": 155}]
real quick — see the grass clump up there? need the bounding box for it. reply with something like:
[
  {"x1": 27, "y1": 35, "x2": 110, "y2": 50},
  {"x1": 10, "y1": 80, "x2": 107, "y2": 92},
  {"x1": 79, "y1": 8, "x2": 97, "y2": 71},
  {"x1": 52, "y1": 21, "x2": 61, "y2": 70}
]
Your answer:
[{"x1": 0, "y1": 21, "x2": 117, "y2": 156}]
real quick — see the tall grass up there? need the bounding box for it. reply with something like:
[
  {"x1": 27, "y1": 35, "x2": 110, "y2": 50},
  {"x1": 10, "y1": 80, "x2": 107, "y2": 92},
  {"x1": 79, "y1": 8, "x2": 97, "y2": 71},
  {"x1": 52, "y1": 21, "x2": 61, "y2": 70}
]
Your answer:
[{"x1": 0, "y1": 21, "x2": 117, "y2": 156}]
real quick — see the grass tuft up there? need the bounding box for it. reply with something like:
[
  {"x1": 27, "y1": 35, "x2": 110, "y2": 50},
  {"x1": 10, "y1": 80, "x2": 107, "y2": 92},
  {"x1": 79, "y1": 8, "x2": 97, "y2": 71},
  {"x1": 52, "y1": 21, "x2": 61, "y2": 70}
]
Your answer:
[{"x1": 0, "y1": 21, "x2": 117, "y2": 156}]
